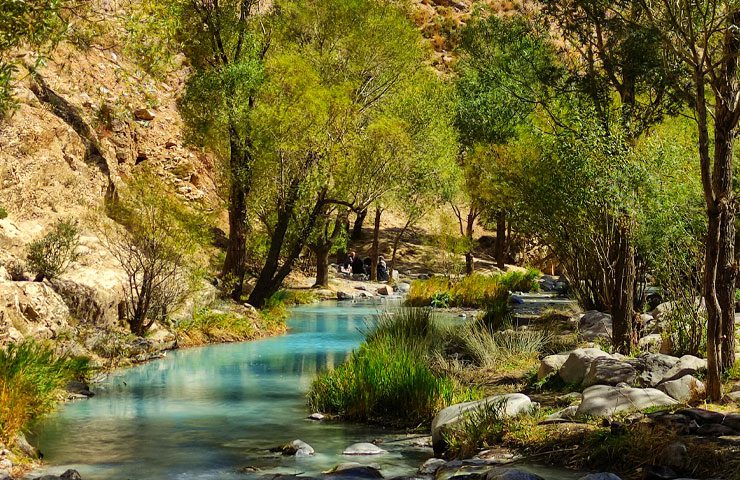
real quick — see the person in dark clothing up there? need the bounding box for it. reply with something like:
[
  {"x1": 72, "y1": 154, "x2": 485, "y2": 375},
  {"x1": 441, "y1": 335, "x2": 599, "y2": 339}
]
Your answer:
[
  {"x1": 363, "y1": 257, "x2": 371, "y2": 275},
  {"x1": 352, "y1": 254, "x2": 365, "y2": 275},
  {"x1": 343, "y1": 251, "x2": 356, "y2": 273},
  {"x1": 377, "y1": 255, "x2": 389, "y2": 282}
]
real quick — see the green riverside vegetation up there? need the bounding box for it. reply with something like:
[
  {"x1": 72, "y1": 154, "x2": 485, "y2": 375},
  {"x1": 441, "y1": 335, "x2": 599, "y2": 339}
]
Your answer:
[
  {"x1": 0, "y1": 340, "x2": 91, "y2": 446},
  {"x1": 406, "y1": 269, "x2": 540, "y2": 308},
  {"x1": 308, "y1": 309, "x2": 478, "y2": 427}
]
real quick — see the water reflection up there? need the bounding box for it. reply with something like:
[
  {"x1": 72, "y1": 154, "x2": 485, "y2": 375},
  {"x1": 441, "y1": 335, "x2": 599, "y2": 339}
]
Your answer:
[{"x1": 31, "y1": 301, "x2": 433, "y2": 480}]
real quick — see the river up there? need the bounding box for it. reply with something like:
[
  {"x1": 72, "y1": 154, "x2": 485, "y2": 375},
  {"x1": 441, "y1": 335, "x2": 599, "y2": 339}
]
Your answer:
[
  {"x1": 31, "y1": 300, "x2": 581, "y2": 480},
  {"x1": 32, "y1": 301, "x2": 437, "y2": 479}
]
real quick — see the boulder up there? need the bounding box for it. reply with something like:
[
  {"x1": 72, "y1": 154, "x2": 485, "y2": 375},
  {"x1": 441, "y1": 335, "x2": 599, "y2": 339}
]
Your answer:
[
  {"x1": 576, "y1": 385, "x2": 678, "y2": 418},
  {"x1": 537, "y1": 354, "x2": 568, "y2": 380},
  {"x1": 558, "y1": 348, "x2": 611, "y2": 385},
  {"x1": 631, "y1": 353, "x2": 681, "y2": 387},
  {"x1": 582, "y1": 357, "x2": 638, "y2": 387},
  {"x1": 342, "y1": 443, "x2": 387, "y2": 455},
  {"x1": 324, "y1": 463, "x2": 383, "y2": 479},
  {"x1": 397, "y1": 283, "x2": 411, "y2": 293},
  {"x1": 376, "y1": 286, "x2": 392, "y2": 296},
  {"x1": 660, "y1": 441, "x2": 688, "y2": 469},
  {"x1": 431, "y1": 393, "x2": 532, "y2": 455},
  {"x1": 724, "y1": 391, "x2": 740, "y2": 404},
  {"x1": 33, "y1": 470, "x2": 83, "y2": 480},
  {"x1": 638, "y1": 334, "x2": 663, "y2": 353},
  {"x1": 133, "y1": 108, "x2": 156, "y2": 121},
  {"x1": 308, "y1": 413, "x2": 325, "y2": 421},
  {"x1": 418, "y1": 458, "x2": 446, "y2": 475},
  {"x1": 656, "y1": 375, "x2": 705, "y2": 403},
  {"x1": 274, "y1": 439, "x2": 314, "y2": 456},
  {"x1": 0, "y1": 281, "x2": 71, "y2": 342},
  {"x1": 659, "y1": 355, "x2": 707, "y2": 383},
  {"x1": 337, "y1": 291, "x2": 355, "y2": 301},
  {"x1": 579, "y1": 311, "x2": 612, "y2": 341}
]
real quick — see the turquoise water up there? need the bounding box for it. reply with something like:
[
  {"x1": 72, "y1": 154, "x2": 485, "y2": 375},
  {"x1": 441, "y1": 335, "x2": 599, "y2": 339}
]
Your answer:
[{"x1": 32, "y1": 301, "x2": 432, "y2": 479}]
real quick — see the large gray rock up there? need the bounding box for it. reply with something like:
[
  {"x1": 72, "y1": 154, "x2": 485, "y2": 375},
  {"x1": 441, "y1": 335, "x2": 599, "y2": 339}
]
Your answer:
[
  {"x1": 576, "y1": 385, "x2": 678, "y2": 418},
  {"x1": 342, "y1": 443, "x2": 387, "y2": 456},
  {"x1": 660, "y1": 355, "x2": 707, "y2": 383},
  {"x1": 631, "y1": 353, "x2": 681, "y2": 387},
  {"x1": 656, "y1": 375, "x2": 705, "y2": 403},
  {"x1": 337, "y1": 291, "x2": 355, "y2": 301},
  {"x1": 537, "y1": 354, "x2": 569, "y2": 380},
  {"x1": 579, "y1": 311, "x2": 612, "y2": 341},
  {"x1": 558, "y1": 348, "x2": 611, "y2": 385},
  {"x1": 275, "y1": 439, "x2": 314, "y2": 456},
  {"x1": 431, "y1": 393, "x2": 532, "y2": 455},
  {"x1": 582, "y1": 357, "x2": 638, "y2": 387},
  {"x1": 638, "y1": 334, "x2": 663, "y2": 353},
  {"x1": 541, "y1": 405, "x2": 578, "y2": 424}
]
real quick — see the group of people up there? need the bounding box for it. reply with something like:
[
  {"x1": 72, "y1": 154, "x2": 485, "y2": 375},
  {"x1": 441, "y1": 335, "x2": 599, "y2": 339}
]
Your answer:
[{"x1": 342, "y1": 251, "x2": 389, "y2": 281}]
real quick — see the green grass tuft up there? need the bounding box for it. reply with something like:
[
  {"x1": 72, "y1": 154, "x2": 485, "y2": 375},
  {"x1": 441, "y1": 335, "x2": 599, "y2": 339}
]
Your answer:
[
  {"x1": 406, "y1": 269, "x2": 540, "y2": 308},
  {"x1": 308, "y1": 308, "x2": 478, "y2": 426},
  {"x1": 0, "y1": 340, "x2": 91, "y2": 445}
]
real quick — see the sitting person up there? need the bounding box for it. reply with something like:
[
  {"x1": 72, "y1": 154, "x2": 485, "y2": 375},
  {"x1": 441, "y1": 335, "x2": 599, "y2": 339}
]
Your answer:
[
  {"x1": 377, "y1": 256, "x2": 389, "y2": 282},
  {"x1": 363, "y1": 257, "x2": 371, "y2": 275},
  {"x1": 352, "y1": 254, "x2": 366, "y2": 275},
  {"x1": 343, "y1": 251, "x2": 356, "y2": 273}
]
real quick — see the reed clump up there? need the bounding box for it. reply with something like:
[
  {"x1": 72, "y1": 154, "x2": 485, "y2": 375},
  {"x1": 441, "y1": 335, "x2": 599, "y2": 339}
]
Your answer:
[{"x1": 0, "y1": 340, "x2": 91, "y2": 445}]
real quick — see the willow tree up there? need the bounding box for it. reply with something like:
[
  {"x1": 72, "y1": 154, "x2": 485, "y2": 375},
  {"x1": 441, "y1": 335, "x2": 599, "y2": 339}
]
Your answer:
[
  {"x1": 160, "y1": 0, "x2": 269, "y2": 301},
  {"x1": 635, "y1": 0, "x2": 740, "y2": 400},
  {"x1": 245, "y1": 0, "x2": 427, "y2": 306},
  {"x1": 458, "y1": 6, "x2": 680, "y2": 353}
]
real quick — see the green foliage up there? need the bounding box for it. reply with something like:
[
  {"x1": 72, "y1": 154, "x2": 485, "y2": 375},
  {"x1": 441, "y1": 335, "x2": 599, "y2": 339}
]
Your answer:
[
  {"x1": 431, "y1": 291, "x2": 451, "y2": 309},
  {"x1": 0, "y1": 205, "x2": 6, "y2": 219},
  {"x1": 444, "y1": 323, "x2": 548, "y2": 371},
  {"x1": 479, "y1": 295, "x2": 512, "y2": 331},
  {"x1": 26, "y1": 218, "x2": 80, "y2": 281},
  {"x1": 0, "y1": 0, "x2": 70, "y2": 117},
  {"x1": 407, "y1": 270, "x2": 539, "y2": 308},
  {"x1": 176, "y1": 307, "x2": 259, "y2": 346},
  {"x1": 101, "y1": 174, "x2": 210, "y2": 336},
  {"x1": 441, "y1": 398, "x2": 509, "y2": 459},
  {"x1": 0, "y1": 340, "x2": 91, "y2": 445},
  {"x1": 308, "y1": 308, "x2": 477, "y2": 426},
  {"x1": 266, "y1": 289, "x2": 318, "y2": 307}
]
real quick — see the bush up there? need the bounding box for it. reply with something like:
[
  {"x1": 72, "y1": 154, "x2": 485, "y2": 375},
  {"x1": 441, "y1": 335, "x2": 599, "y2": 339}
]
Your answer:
[
  {"x1": 406, "y1": 269, "x2": 540, "y2": 308},
  {"x1": 661, "y1": 298, "x2": 706, "y2": 357},
  {"x1": 0, "y1": 340, "x2": 91, "y2": 445},
  {"x1": 442, "y1": 323, "x2": 547, "y2": 371},
  {"x1": 99, "y1": 176, "x2": 208, "y2": 336},
  {"x1": 176, "y1": 308, "x2": 260, "y2": 347},
  {"x1": 26, "y1": 218, "x2": 80, "y2": 281},
  {"x1": 308, "y1": 308, "x2": 476, "y2": 426},
  {"x1": 4, "y1": 258, "x2": 28, "y2": 281},
  {"x1": 0, "y1": 205, "x2": 7, "y2": 219}
]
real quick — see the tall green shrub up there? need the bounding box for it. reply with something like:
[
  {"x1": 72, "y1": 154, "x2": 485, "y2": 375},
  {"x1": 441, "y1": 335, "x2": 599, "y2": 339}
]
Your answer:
[{"x1": 26, "y1": 218, "x2": 80, "y2": 281}]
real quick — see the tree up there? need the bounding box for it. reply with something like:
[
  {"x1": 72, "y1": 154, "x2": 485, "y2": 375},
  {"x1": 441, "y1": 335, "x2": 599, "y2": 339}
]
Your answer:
[
  {"x1": 243, "y1": 0, "x2": 430, "y2": 305},
  {"x1": 636, "y1": 0, "x2": 740, "y2": 399},
  {"x1": 457, "y1": 6, "x2": 679, "y2": 353},
  {"x1": 168, "y1": 0, "x2": 268, "y2": 301},
  {"x1": 26, "y1": 218, "x2": 80, "y2": 281},
  {"x1": 99, "y1": 176, "x2": 206, "y2": 337}
]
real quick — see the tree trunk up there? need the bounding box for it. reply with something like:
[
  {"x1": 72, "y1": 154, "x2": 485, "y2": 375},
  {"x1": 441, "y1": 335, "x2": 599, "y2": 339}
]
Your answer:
[
  {"x1": 313, "y1": 244, "x2": 331, "y2": 288},
  {"x1": 351, "y1": 208, "x2": 368, "y2": 241},
  {"x1": 496, "y1": 210, "x2": 506, "y2": 270},
  {"x1": 370, "y1": 206, "x2": 381, "y2": 282},
  {"x1": 222, "y1": 132, "x2": 251, "y2": 301},
  {"x1": 389, "y1": 220, "x2": 411, "y2": 277},
  {"x1": 465, "y1": 209, "x2": 476, "y2": 275},
  {"x1": 611, "y1": 224, "x2": 636, "y2": 354}
]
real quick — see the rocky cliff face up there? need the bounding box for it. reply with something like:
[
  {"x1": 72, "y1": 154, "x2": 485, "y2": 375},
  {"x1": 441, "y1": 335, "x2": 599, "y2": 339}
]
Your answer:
[{"x1": 0, "y1": 1, "x2": 222, "y2": 346}]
